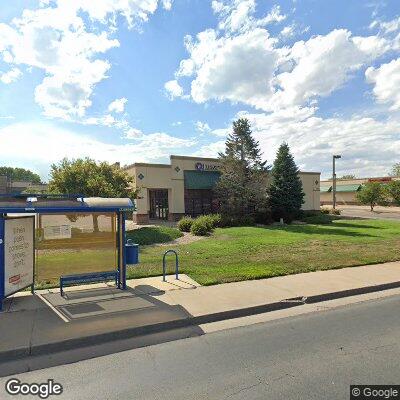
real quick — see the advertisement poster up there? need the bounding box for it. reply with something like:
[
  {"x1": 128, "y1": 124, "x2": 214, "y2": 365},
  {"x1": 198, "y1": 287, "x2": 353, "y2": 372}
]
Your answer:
[
  {"x1": 43, "y1": 225, "x2": 71, "y2": 240},
  {"x1": 4, "y1": 217, "x2": 34, "y2": 297}
]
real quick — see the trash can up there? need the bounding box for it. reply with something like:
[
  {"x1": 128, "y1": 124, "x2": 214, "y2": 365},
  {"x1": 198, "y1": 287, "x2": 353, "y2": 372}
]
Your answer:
[{"x1": 125, "y1": 239, "x2": 139, "y2": 264}]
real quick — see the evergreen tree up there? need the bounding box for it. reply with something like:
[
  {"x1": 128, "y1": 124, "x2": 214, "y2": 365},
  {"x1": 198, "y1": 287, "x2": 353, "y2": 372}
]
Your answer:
[
  {"x1": 224, "y1": 118, "x2": 267, "y2": 170},
  {"x1": 215, "y1": 118, "x2": 268, "y2": 218},
  {"x1": 268, "y1": 143, "x2": 304, "y2": 222}
]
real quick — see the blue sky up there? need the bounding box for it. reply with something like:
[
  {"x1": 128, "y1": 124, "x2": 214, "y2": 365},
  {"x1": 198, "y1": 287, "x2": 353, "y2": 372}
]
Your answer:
[{"x1": 0, "y1": 0, "x2": 399, "y2": 180}]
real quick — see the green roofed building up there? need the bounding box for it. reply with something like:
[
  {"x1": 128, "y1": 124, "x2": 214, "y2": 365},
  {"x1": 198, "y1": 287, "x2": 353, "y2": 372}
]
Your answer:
[
  {"x1": 320, "y1": 176, "x2": 398, "y2": 205},
  {"x1": 124, "y1": 155, "x2": 321, "y2": 224}
]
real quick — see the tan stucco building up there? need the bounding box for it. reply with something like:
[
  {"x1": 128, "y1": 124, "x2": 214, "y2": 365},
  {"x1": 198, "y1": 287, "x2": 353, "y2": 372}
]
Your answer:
[
  {"x1": 320, "y1": 176, "x2": 398, "y2": 205},
  {"x1": 125, "y1": 155, "x2": 321, "y2": 224}
]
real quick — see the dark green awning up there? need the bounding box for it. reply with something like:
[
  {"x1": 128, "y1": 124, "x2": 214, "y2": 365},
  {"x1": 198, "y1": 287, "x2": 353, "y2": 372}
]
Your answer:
[
  {"x1": 320, "y1": 185, "x2": 332, "y2": 193},
  {"x1": 336, "y1": 184, "x2": 362, "y2": 192},
  {"x1": 184, "y1": 171, "x2": 220, "y2": 190}
]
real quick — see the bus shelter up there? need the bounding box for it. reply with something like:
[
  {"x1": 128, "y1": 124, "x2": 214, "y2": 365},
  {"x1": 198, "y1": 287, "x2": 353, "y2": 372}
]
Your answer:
[{"x1": 0, "y1": 194, "x2": 135, "y2": 311}]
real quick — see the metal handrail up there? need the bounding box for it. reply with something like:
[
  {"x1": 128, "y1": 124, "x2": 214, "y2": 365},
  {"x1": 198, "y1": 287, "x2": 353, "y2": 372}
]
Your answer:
[{"x1": 163, "y1": 250, "x2": 179, "y2": 282}]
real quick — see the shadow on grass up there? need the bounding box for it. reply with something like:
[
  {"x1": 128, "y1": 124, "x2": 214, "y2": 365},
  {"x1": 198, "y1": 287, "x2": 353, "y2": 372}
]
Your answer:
[
  {"x1": 262, "y1": 224, "x2": 378, "y2": 239},
  {"x1": 331, "y1": 222, "x2": 384, "y2": 230}
]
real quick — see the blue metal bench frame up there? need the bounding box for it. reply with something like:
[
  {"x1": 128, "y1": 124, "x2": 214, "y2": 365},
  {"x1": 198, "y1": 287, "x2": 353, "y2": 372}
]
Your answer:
[{"x1": 60, "y1": 270, "x2": 118, "y2": 297}]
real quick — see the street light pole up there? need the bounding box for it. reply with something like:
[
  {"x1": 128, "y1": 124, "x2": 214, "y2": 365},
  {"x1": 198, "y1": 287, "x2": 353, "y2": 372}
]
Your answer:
[{"x1": 332, "y1": 154, "x2": 342, "y2": 209}]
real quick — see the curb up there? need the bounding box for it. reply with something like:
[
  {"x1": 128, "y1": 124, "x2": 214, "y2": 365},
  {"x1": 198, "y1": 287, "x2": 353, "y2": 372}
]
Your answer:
[{"x1": 1, "y1": 280, "x2": 400, "y2": 363}]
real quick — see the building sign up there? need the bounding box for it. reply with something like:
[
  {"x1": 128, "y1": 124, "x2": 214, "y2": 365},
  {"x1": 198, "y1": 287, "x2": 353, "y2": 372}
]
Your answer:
[
  {"x1": 2, "y1": 217, "x2": 34, "y2": 297},
  {"x1": 43, "y1": 225, "x2": 71, "y2": 240},
  {"x1": 195, "y1": 162, "x2": 219, "y2": 171}
]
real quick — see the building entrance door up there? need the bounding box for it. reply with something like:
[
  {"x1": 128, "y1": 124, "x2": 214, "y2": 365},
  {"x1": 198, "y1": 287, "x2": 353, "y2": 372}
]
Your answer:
[{"x1": 149, "y1": 189, "x2": 169, "y2": 220}]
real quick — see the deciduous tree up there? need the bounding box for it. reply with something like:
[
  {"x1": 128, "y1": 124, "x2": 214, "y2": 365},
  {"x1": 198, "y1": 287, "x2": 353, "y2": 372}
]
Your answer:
[
  {"x1": 356, "y1": 182, "x2": 388, "y2": 211},
  {"x1": 48, "y1": 158, "x2": 136, "y2": 231}
]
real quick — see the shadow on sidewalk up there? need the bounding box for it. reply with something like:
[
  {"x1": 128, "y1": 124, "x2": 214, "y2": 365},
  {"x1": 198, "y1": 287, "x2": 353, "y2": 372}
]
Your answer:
[{"x1": 0, "y1": 285, "x2": 204, "y2": 377}]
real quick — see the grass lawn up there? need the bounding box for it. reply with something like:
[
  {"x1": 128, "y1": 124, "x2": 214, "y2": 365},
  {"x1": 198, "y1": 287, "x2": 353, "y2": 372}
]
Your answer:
[
  {"x1": 126, "y1": 226, "x2": 183, "y2": 245},
  {"x1": 126, "y1": 219, "x2": 400, "y2": 285},
  {"x1": 34, "y1": 219, "x2": 400, "y2": 288}
]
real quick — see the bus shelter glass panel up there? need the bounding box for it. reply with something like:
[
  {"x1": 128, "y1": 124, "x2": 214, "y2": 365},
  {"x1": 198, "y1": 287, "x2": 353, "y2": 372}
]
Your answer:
[{"x1": 35, "y1": 212, "x2": 117, "y2": 287}]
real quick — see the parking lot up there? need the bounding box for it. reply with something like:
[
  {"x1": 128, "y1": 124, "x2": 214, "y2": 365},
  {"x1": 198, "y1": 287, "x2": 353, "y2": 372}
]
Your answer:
[{"x1": 339, "y1": 205, "x2": 400, "y2": 220}]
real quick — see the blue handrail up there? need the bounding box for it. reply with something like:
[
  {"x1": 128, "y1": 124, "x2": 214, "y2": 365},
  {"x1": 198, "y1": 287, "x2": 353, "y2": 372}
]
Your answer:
[{"x1": 163, "y1": 250, "x2": 179, "y2": 282}]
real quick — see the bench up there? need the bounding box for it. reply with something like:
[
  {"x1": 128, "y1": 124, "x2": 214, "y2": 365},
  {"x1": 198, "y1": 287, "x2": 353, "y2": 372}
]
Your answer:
[{"x1": 60, "y1": 270, "x2": 119, "y2": 296}]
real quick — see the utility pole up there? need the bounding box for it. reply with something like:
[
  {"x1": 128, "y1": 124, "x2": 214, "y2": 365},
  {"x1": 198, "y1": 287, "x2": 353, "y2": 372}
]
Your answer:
[{"x1": 332, "y1": 154, "x2": 342, "y2": 209}]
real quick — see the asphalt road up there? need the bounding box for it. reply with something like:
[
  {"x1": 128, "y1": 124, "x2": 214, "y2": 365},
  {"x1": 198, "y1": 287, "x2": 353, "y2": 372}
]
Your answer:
[
  {"x1": 1, "y1": 295, "x2": 400, "y2": 400},
  {"x1": 340, "y1": 205, "x2": 400, "y2": 220}
]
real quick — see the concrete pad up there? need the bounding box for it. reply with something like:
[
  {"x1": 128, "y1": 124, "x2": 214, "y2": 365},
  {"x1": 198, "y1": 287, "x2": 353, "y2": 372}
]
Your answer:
[
  {"x1": 29, "y1": 300, "x2": 194, "y2": 355},
  {"x1": 7, "y1": 294, "x2": 48, "y2": 312},
  {"x1": 127, "y1": 274, "x2": 200, "y2": 295},
  {"x1": 155, "y1": 262, "x2": 400, "y2": 317},
  {"x1": 160, "y1": 280, "x2": 294, "y2": 316},
  {"x1": 41, "y1": 287, "x2": 128, "y2": 307},
  {"x1": 56, "y1": 296, "x2": 156, "y2": 320},
  {"x1": 200, "y1": 287, "x2": 400, "y2": 333},
  {"x1": 0, "y1": 310, "x2": 35, "y2": 359}
]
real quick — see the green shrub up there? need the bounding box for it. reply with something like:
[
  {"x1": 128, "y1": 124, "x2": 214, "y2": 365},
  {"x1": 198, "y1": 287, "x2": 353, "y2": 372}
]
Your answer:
[
  {"x1": 207, "y1": 213, "x2": 222, "y2": 228},
  {"x1": 190, "y1": 218, "x2": 211, "y2": 236},
  {"x1": 199, "y1": 214, "x2": 222, "y2": 229},
  {"x1": 126, "y1": 226, "x2": 183, "y2": 245},
  {"x1": 177, "y1": 216, "x2": 193, "y2": 232},
  {"x1": 196, "y1": 215, "x2": 214, "y2": 231},
  {"x1": 220, "y1": 214, "x2": 255, "y2": 227}
]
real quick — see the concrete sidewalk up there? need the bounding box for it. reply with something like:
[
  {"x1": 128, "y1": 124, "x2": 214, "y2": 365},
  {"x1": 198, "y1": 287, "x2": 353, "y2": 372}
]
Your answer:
[{"x1": 1, "y1": 262, "x2": 399, "y2": 365}]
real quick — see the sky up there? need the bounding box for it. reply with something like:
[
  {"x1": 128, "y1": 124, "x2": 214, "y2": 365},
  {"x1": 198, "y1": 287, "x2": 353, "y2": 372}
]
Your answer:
[{"x1": 0, "y1": 0, "x2": 399, "y2": 181}]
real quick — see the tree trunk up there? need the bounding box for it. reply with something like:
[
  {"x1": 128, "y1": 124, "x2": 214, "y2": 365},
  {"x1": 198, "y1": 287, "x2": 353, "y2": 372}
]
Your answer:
[{"x1": 92, "y1": 214, "x2": 100, "y2": 233}]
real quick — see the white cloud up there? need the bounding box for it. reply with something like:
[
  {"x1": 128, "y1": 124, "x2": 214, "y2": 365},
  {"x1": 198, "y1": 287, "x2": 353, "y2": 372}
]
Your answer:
[
  {"x1": 280, "y1": 24, "x2": 295, "y2": 38},
  {"x1": 34, "y1": 59, "x2": 112, "y2": 118},
  {"x1": 212, "y1": 1, "x2": 286, "y2": 34},
  {"x1": 211, "y1": 127, "x2": 230, "y2": 137},
  {"x1": 181, "y1": 28, "x2": 279, "y2": 108},
  {"x1": 108, "y1": 97, "x2": 128, "y2": 113},
  {"x1": 162, "y1": 0, "x2": 173, "y2": 11},
  {"x1": 191, "y1": 140, "x2": 226, "y2": 158},
  {"x1": 0, "y1": 0, "x2": 167, "y2": 120},
  {"x1": 168, "y1": 0, "x2": 400, "y2": 111},
  {"x1": 370, "y1": 16, "x2": 400, "y2": 34},
  {"x1": 271, "y1": 29, "x2": 389, "y2": 109},
  {"x1": 0, "y1": 67, "x2": 22, "y2": 84},
  {"x1": 234, "y1": 108, "x2": 400, "y2": 178},
  {"x1": 0, "y1": 121, "x2": 194, "y2": 179},
  {"x1": 366, "y1": 58, "x2": 400, "y2": 111},
  {"x1": 124, "y1": 127, "x2": 143, "y2": 138},
  {"x1": 195, "y1": 121, "x2": 211, "y2": 133},
  {"x1": 164, "y1": 79, "x2": 184, "y2": 99},
  {"x1": 168, "y1": 3, "x2": 393, "y2": 112}
]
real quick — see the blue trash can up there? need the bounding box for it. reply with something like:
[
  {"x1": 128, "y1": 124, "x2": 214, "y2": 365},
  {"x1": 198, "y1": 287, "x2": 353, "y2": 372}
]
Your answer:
[{"x1": 125, "y1": 239, "x2": 139, "y2": 264}]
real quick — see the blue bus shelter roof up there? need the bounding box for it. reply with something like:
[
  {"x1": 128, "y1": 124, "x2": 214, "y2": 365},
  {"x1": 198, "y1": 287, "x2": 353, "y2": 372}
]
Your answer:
[{"x1": 0, "y1": 194, "x2": 135, "y2": 214}]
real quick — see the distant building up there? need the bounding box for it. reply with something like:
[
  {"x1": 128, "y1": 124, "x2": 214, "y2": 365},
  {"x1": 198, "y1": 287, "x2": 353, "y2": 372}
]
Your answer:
[
  {"x1": 320, "y1": 176, "x2": 399, "y2": 205},
  {"x1": 0, "y1": 177, "x2": 48, "y2": 195},
  {"x1": 0, "y1": 175, "x2": 9, "y2": 194}
]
